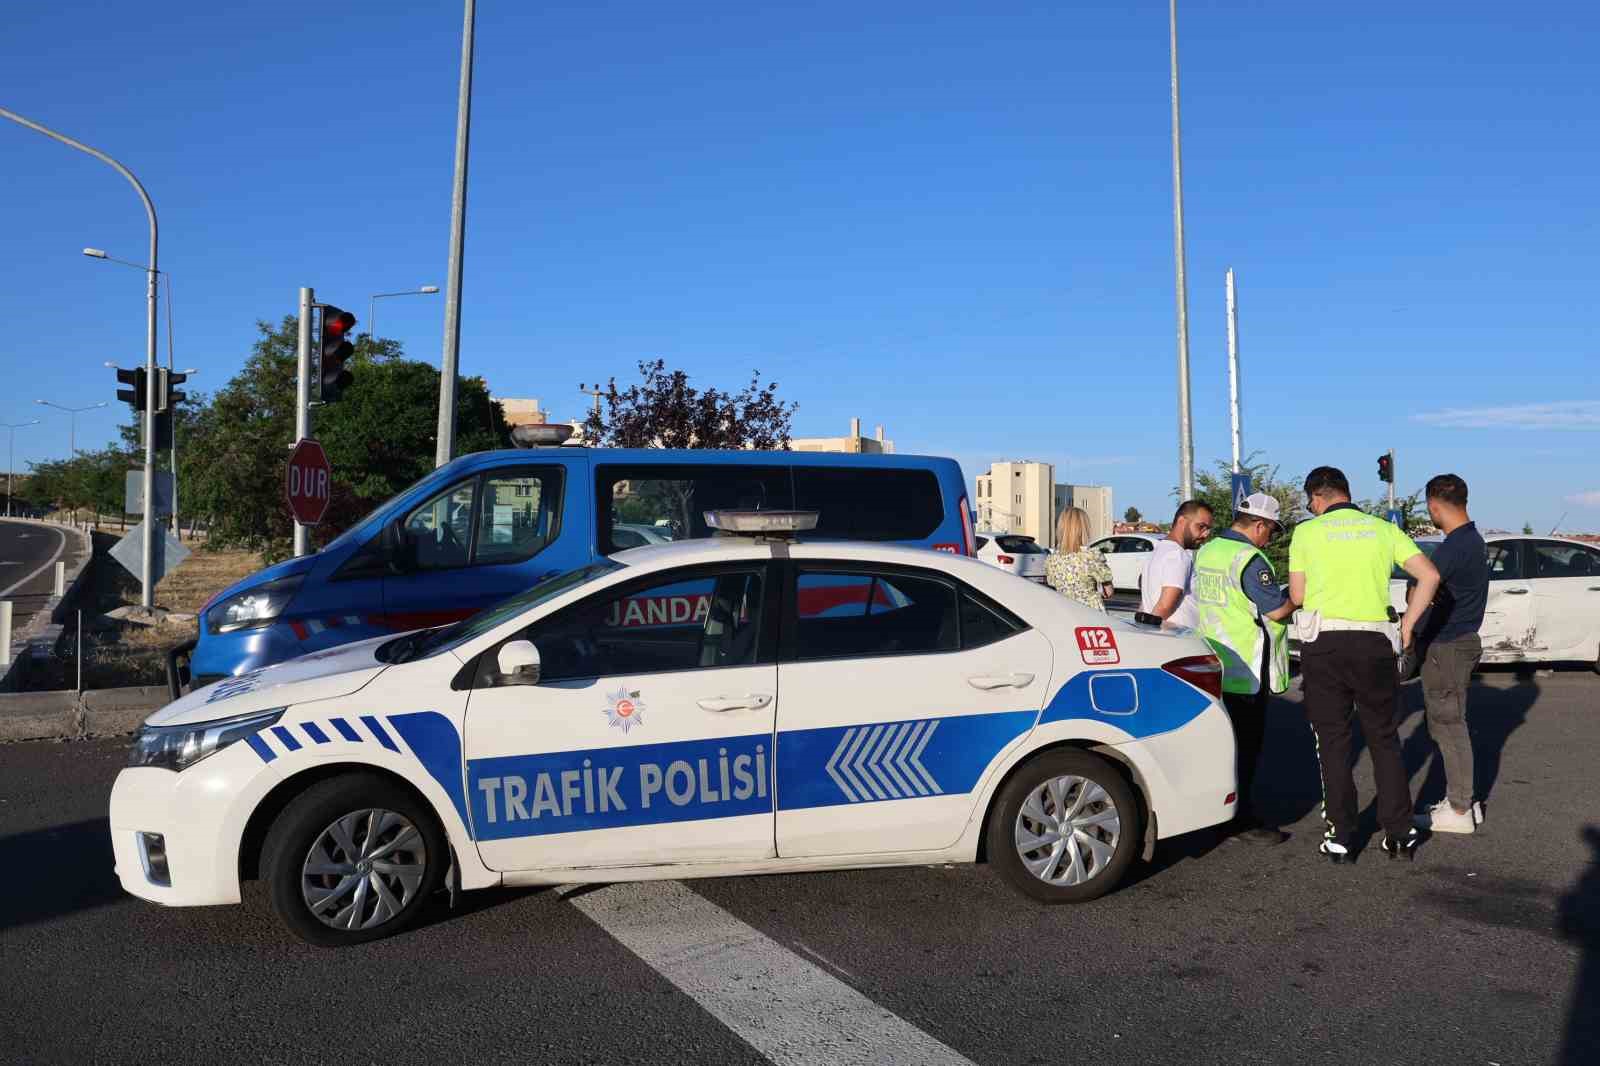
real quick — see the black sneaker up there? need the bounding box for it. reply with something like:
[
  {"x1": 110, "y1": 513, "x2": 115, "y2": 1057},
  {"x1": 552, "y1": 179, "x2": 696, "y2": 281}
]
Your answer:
[
  {"x1": 1318, "y1": 840, "x2": 1353, "y2": 864},
  {"x1": 1381, "y1": 828, "x2": 1421, "y2": 861}
]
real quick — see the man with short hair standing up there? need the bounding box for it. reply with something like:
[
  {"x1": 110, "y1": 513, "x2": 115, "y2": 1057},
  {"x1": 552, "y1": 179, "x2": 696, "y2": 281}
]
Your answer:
[
  {"x1": 1193, "y1": 493, "x2": 1295, "y2": 845},
  {"x1": 1140, "y1": 500, "x2": 1214, "y2": 629},
  {"x1": 1413, "y1": 473, "x2": 1488, "y2": 835},
  {"x1": 1289, "y1": 466, "x2": 1440, "y2": 862}
]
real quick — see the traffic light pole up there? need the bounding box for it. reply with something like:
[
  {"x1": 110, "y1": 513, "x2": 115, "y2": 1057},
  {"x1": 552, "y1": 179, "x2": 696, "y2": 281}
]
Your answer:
[
  {"x1": 436, "y1": 0, "x2": 476, "y2": 469},
  {"x1": 295, "y1": 287, "x2": 314, "y2": 558},
  {"x1": 1388, "y1": 449, "x2": 1396, "y2": 513},
  {"x1": 0, "y1": 106, "x2": 160, "y2": 610}
]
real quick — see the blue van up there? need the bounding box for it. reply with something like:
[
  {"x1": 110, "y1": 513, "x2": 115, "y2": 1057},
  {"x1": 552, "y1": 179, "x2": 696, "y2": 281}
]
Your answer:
[{"x1": 173, "y1": 448, "x2": 973, "y2": 692}]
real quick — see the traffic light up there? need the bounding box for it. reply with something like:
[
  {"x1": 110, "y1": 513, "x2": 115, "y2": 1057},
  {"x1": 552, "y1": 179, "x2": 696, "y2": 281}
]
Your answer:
[
  {"x1": 1377, "y1": 453, "x2": 1393, "y2": 483},
  {"x1": 165, "y1": 369, "x2": 188, "y2": 411},
  {"x1": 315, "y1": 305, "x2": 357, "y2": 403},
  {"x1": 115, "y1": 366, "x2": 148, "y2": 410},
  {"x1": 152, "y1": 369, "x2": 188, "y2": 449}
]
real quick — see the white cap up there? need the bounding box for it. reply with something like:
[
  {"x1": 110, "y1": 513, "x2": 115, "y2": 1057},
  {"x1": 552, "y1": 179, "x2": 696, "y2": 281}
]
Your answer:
[{"x1": 1236, "y1": 492, "x2": 1282, "y2": 525}]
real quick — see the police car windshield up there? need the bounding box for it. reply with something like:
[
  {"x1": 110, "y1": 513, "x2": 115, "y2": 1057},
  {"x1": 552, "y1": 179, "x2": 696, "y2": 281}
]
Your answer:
[{"x1": 393, "y1": 560, "x2": 625, "y2": 662}]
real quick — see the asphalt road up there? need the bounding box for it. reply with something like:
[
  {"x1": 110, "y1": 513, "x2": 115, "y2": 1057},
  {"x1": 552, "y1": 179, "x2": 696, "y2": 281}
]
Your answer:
[
  {"x1": 1, "y1": 668, "x2": 1596, "y2": 1065},
  {"x1": 0, "y1": 519, "x2": 73, "y2": 630}
]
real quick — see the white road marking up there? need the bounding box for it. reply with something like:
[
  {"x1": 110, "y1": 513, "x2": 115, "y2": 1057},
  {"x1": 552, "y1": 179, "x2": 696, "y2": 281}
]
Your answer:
[
  {"x1": 0, "y1": 523, "x2": 67, "y2": 598},
  {"x1": 569, "y1": 880, "x2": 976, "y2": 1066}
]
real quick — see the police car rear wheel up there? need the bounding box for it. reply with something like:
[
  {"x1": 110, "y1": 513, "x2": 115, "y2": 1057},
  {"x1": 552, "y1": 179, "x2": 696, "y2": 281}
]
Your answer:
[
  {"x1": 263, "y1": 774, "x2": 447, "y2": 946},
  {"x1": 987, "y1": 750, "x2": 1138, "y2": 904}
]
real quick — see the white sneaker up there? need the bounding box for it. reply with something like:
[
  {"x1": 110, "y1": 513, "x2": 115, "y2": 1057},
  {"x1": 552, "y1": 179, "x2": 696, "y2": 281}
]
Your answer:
[{"x1": 1414, "y1": 799, "x2": 1476, "y2": 834}]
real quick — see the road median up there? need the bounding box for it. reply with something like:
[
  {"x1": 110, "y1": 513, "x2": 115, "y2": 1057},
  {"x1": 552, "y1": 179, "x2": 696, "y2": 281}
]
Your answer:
[{"x1": 0, "y1": 685, "x2": 166, "y2": 742}]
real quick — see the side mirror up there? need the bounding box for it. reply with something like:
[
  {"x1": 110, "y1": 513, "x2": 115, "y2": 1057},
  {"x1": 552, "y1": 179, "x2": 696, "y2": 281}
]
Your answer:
[{"x1": 496, "y1": 640, "x2": 541, "y2": 686}]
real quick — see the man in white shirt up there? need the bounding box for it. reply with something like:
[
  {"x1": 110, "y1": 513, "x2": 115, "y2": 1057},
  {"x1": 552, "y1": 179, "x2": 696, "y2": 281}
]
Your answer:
[{"x1": 1139, "y1": 500, "x2": 1214, "y2": 630}]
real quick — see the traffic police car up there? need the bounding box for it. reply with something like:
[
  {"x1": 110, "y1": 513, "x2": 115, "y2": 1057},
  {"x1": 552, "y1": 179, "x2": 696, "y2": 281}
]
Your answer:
[{"x1": 111, "y1": 512, "x2": 1237, "y2": 946}]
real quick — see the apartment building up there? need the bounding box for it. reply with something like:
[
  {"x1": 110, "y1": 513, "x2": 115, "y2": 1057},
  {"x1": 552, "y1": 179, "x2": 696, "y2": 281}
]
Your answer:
[{"x1": 975, "y1": 461, "x2": 1055, "y2": 544}]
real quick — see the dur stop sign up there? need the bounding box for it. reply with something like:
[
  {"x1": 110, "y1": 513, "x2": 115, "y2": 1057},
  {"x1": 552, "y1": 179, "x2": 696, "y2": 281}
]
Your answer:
[{"x1": 285, "y1": 438, "x2": 332, "y2": 526}]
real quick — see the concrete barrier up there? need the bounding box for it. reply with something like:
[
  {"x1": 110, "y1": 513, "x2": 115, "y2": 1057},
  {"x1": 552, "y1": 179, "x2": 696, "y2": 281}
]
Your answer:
[{"x1": 0, "y1": 685, "x2": 167, "y2": 742}]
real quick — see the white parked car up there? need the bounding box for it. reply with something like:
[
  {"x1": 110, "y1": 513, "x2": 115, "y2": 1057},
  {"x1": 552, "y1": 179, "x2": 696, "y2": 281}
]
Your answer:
[
  {"x1": 110, "y1": 513, "x2": 1237, "y2": 945},
  {"x1": 974, "y1": 531, "x2": 1050, "y2": 582},
  {"x1": 1090, "y1": 534, "x2": 1162, "y2": 592},
  {"x1": 1392, "y1": 534, "x2": 1600, "y2": 667}
]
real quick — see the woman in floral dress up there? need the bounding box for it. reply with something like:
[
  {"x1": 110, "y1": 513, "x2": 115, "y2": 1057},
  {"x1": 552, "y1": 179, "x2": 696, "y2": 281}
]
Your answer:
[{"x1": 1045, "y1": 506, "x2": 1114, "y2": 611}]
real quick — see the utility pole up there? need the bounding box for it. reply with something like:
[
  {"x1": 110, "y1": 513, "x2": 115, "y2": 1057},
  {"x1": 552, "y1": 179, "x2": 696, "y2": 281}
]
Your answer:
[
  {"x1": 1387, "y1": 449, "x2": 1397, "y2": 514},
  {"x1": 435, "y1": 0, "x2": 477, "y2": 469},
  {"x1": 1168, "y1": 0, "x2": 1195, "y2": 500},
  {"x1": 1225, "y1": 268, "x2": 1242, "y2": 474},
  {"x1": 1, "y1": 106, "x2": 159, "y2": 610},
  {"x1": 579, "y1": 383, "x2": 604, "y2": 421},
  {"x1": 295, "y1": 287, "x2": 314, "y2": 558}
]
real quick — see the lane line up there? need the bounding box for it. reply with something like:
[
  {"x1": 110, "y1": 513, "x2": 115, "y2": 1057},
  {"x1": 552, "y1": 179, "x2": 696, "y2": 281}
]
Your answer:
[
  {"x1": 0, "y1": 522, "x2": 68, "y2": 599},
  {"x1": 568, "y1": 881, "x2": 976, "y2": 1066}
]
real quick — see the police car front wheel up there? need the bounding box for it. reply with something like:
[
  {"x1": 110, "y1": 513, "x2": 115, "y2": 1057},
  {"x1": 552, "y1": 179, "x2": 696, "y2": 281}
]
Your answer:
[
  {"x1": 987, "y1": 750, "x2": 1139, "y2": 904},
  {"x1": 262, "y1": 773, "x2": 448, "y2": 947}
]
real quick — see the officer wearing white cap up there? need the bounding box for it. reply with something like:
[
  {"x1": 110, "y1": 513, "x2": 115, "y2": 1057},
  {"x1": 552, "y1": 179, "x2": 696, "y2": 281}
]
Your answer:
[
  {"x1": 1193, "y1": 492, "x2": 1296, "y2": 846},
  {"x1": 1289, "y1": 466, "x2": 1440, "y2": 864}
]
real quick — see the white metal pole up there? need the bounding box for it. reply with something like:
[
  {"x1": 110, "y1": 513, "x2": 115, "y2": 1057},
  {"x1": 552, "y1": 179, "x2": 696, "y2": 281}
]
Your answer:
[
  {"x1": 165, "y1": 274, "x2": 178, "y2": 537},
  {"x1": 1169, "y1": 0, "x2": 1195, "y2": 501},
  {"x1": 1226, "y1": 267, "x2": 1242, "y2": 474},
  {"x1": 436, "y1": 0, "x2": 476, "y2": 469},
  {"x1": 295, "y1": 287, "x2": 314, "y2": 558},
  {"x1": 1388, "y1": 449, "x2": 1396, "y2": 513}
]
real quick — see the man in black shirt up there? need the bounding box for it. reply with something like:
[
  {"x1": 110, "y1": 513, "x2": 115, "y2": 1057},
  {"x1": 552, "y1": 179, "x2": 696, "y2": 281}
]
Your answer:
[{"x1": 1414, "y1": 474, "x2": 1489, "y2": 835}]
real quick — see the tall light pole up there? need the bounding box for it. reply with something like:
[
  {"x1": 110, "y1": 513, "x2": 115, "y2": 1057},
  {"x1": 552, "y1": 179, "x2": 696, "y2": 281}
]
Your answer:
[
  {"x1": 1225, "y1": 268, "x2": 1242, "y2": 474},
  {"x1": 1168, "y1": 0, "x2": 1196, "y2": 501},
  {"x1": 369, "y1": 285, "x2": 440, "y2": 341},
  {"x1": 35, "y1": 400, "x2": 108, "y2": 457},
  {"x1": 3, "y1": 420, "x2": 40, "y2": 517},
  {"x1": 3, "y1": 106, "x2": 160, "y2": 610},
  {"x1": 436, "y1": 0, "x2": 477, "y2": 468},
  {"x1": 84, "y1": 249, "x2": 183, "y2": 532}
]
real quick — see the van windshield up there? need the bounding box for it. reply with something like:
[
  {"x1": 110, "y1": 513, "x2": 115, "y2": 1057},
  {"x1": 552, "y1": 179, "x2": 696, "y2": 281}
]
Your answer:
[{"x1": 384, "y1": 559, "x2": 625, "y2": 663}]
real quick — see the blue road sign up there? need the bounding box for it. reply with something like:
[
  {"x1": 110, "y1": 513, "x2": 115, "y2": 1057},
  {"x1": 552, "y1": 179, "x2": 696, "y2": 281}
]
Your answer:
[
  {"x1": 1231, "y1": 473, "x2": 1252, "y2": 511},
  {"x1": 1386, "y1": 508, "x2": 1404, "y2": 527}
]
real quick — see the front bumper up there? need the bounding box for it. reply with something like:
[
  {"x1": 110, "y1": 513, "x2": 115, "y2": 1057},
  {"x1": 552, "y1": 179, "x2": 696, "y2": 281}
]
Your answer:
[{"x1": 109, "y1": 753, "x2": 272, "y2": 907}]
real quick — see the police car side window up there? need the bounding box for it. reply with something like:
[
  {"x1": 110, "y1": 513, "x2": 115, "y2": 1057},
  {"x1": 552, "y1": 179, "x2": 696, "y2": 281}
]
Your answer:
[
  {"x1": 521, "y1": 567, "x2": 767, "y2": 683},
  {"x1": 959, "y1": 589, "x2": 1027, "y2": 650},
  {"x1": 793, "y1": 568, "x2": 958, "y2": 662}
]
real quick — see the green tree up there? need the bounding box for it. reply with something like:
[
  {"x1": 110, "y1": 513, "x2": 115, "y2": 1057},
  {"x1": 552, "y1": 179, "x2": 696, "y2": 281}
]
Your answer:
[
  {"x1": 1188, "y1": 456, "x2": 1305, "y2": 574},
  {"x1": 1356, "y1": 492, "x2": 1426, "y2": 535},
  {"x1": 176, "y1": 318, "x2": 507, "y2": 559},
  {"x1": 1123, "y1": 506, "x2": 1142, "y2": 525},
  {"x1": 1522, "y1": 521, "x2": 1535, "y2": 535}
]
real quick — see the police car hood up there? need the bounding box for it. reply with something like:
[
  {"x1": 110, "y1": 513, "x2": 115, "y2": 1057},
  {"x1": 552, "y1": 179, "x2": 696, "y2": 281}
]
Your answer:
[{"x1": 146, "y1": 634, "x2": 398, "y2": 727}]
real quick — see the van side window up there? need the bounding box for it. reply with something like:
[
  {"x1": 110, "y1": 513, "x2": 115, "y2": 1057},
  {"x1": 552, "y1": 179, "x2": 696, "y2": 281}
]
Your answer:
[
  {"x1": 793, "y1": 467, "x2": 943, "y2": 541},
  {"x1": 405, "y1": 481, "x2": 477, "y2": 570},
  {"x1": 475, "y1": 471, "x2": 563, "y2": 565},
  {"x1": 596, "y1": 465, "x2": 789, "y2": 554}
]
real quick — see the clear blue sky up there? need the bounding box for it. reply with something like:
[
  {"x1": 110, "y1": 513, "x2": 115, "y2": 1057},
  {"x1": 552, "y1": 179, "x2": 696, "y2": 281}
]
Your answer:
[{"x1": 4, "y1": 1, "x2": 1597, "y2": 530}]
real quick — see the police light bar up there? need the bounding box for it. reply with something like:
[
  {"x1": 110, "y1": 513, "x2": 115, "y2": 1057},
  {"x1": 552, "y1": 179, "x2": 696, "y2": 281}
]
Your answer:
[
  {"x1": 510, "y1": 424, "x2": 576, "y2": 448},
  {"x1": 703, "y1": 510, "x2": 819, "y2": 535}
]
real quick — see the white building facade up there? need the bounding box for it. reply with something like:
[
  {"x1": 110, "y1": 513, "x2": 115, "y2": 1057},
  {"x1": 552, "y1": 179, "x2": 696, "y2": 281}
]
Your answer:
[{"x1": 975, "y1": 460, "x2": 1114, "y2": 548}]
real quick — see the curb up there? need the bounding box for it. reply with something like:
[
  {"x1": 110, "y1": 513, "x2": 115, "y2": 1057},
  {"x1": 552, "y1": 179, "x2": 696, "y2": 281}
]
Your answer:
[
  {"x1": 0, "y1": 685, "x2": 167, "y2": 742},
  {"x1": 2, "y1": 519, "x2": 93, "y2": 692}
]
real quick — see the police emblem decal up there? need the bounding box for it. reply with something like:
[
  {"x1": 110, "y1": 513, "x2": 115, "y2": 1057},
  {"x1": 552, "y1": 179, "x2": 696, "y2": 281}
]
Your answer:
[{"x1": 603, "y1": 687, "x2": 646, "y2": 734}]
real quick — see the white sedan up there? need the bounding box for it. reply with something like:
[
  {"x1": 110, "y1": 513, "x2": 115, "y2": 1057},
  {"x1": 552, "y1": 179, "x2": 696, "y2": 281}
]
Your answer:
[
  {"x1": 974, "y1": 531, "x2": 1050, "y2": 582},
  {"x1": 110, "y1": 515, "x2": 1237, "y2": 945},
  {"x1": 1393, "y1": 534, "x2": 1600, "y2": 668},
  {"x1": 1090, "y1": 534, "x2": 1162, "y2": 592}
]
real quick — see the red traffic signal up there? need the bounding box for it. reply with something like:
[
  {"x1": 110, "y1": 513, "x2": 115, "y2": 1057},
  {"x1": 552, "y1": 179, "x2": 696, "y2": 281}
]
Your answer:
[
  {"x1": 315, "y1": 305, "x2": 358, "y2": 403},
  {"x1": 1377, "y1": 453, "x2": 1393, "y2": 483}
]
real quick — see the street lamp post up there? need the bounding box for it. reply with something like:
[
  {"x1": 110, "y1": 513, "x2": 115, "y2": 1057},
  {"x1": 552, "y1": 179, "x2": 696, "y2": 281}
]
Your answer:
[
  {"x1": 436, "y1": 0, "x2": 477, "y2": 468},
  {"x1": 2, "y1": 106, "x2": 160, "y2": 610},
  {"x1": 3, "y1": 420, "x2": 40, "y2": 517},
  {"x1": 1168, "y1": 0, "x2": 1196, "y2": 501},
  {"x1": 85, "y1": 249, "x2": 185, "y2": 534},
  {"x1": 35, "y1": 400, "x2": 108, "y2": 457},
  {"x1": 369, "y1": 286, "x2": 440, "y2": 341}
]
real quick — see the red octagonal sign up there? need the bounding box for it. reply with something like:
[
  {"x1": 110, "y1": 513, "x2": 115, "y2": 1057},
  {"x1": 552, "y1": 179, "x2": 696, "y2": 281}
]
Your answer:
[{"x1": 286, "y1": 438, "x2": 332, "y2": 526}]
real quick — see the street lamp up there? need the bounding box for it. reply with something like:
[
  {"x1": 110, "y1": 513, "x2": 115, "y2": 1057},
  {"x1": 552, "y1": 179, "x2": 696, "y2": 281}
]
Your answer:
[
  {"x1": 3, "y1": 105, "x2": 161, "y2": 610},
  {"x1": 35, "y1": 400, "x2": 108, "y2": 457},
  {"x1": 369, "y1": 286, "x2": 440, "y2": 340},
  {"x1": 85, "y1": 248, "x2": 184, "y2": 533},
  {"x1": 3, "y1": 419, "x2": 40, "y2": 517}
]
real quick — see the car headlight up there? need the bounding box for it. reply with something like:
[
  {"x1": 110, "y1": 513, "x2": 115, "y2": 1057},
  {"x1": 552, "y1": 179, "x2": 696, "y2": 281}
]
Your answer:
[
  {"x1": 128, "y1": 708, "x2": 287, "y2": 772},
  {"x1": 206, "y1": 576, "x2": 303, "y2": 634}
]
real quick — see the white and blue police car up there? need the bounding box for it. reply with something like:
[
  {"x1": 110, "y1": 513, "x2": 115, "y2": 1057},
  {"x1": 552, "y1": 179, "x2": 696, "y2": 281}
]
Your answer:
[{"x1": 111, "y1": 512, "x2": 1237, "y2": 946}]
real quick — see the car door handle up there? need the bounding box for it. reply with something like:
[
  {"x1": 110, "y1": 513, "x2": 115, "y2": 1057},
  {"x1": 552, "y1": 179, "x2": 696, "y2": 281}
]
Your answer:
[
  {"x1": 967, "y1": 672, "x2": 1035, "y2": 690},
  {"x1": 696, "y1": 694, "x2": 773, "y2": 712},
  {"x1": 1504, "y1": 588, "x2": 1529, "y2": 595}
]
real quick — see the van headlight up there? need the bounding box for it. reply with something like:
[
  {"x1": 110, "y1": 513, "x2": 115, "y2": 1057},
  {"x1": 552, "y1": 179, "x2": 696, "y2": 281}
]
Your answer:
[
  {"x1": 206, "y1": 576, "x2": 303, "y2": 634},
  {"x1": 129, "y1": 708, "x2": 287, "y2": 772}
]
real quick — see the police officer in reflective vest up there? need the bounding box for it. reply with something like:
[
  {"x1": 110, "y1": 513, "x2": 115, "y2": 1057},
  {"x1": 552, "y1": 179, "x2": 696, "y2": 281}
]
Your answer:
[
  {"x1": 1193, "y1": 493, "x2": 1295, "y2": 846},
  {"x1": 1289, "y1": 466, "x2": 1440, "y2": 863}
]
